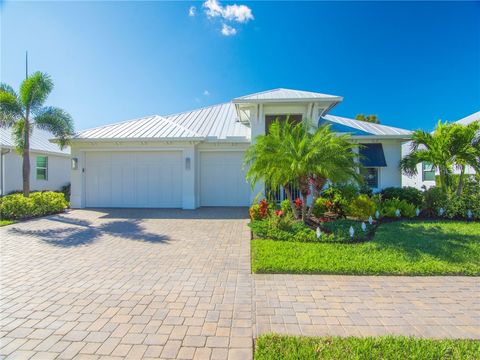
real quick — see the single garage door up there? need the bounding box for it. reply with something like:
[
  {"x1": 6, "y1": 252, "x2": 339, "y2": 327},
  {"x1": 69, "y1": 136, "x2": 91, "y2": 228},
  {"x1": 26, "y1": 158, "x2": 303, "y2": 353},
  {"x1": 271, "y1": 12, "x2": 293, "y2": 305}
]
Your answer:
[
  {"x1": 86, "y1": 151, "x2": 182, "y2": 208},
  {"x1": 200, "y1": 151, "x2": 250, "y2": 206}
]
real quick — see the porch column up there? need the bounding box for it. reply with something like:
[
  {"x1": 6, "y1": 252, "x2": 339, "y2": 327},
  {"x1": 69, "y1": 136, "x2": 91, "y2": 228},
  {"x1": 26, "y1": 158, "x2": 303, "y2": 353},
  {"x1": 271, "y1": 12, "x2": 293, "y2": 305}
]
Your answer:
[{"x1": 182, "y1": 145, "x2": 196, "y2": 209}]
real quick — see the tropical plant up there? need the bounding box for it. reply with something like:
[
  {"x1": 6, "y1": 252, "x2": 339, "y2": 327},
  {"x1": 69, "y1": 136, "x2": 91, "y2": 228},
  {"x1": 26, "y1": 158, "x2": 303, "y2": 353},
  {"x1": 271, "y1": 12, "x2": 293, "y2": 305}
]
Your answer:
[
  {"x1": 0, "y1": 72, "x2": 74, "y2": 196},
  {"x1": 449, "y1": 121, "x2": 480, "y2": 195},
  {"x1": 380, "y1": 187, "x2": 423, "y2": 207},
  {"x1": 401, "y1": 122, "x2": 458, "y2": 193},
  {"x1": 347, "y1": 194, "x2": 376, "y2": 219},
  {"x1": 244, "y1": 118, "x2": 359, "y2": 223},
  {"x1": 355, "y1": 114, "x2": 380, "y2": 124}
]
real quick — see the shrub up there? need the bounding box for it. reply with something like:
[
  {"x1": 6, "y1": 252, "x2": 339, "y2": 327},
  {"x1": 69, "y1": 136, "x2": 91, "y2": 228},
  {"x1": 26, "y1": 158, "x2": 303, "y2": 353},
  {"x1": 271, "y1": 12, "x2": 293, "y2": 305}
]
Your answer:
[
  {"x1": 321, "y1": 187, "x2": 350, "y2": 217},
  {"x1": 348, "y1": 195, "x2": 376, "y2": 220},
  {"x1": 380, "y1": 198, "x2": 416, "y2": 218},
  {"x1": 321, "y1": 219, "x2": 374, "y2": 242},
  {"x1": 444, "y1": 183, "x2": 480, "y2": 219},
  {"x1": 381, "y1": 187, "x2": 423, "y2": 207},
  {"x1": 280, "y1": 199, "x2": 292, "y2": 214},
  {"x1": 422, "y1": 187, "x2": 448, "y2": 217},
  {"x1": 249, "y1": 199, "x2": 270, "y2": 220},
  {"x1": 0, "y1": 192, "x2": 68, "y2": 220},
  {"x1": 311, "y1": 197, "x2": 331, "y2": 218}
]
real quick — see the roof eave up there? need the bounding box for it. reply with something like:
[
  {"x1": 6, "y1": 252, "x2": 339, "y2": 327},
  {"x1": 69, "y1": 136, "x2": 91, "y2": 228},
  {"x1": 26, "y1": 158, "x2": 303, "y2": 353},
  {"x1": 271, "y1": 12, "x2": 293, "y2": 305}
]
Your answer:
[
  {"x1": 233, "y1": 97, "x2": 343, "y2": 104},
  {"x1": 349, "y1": 134, "x2": 412, "y2": 140}
]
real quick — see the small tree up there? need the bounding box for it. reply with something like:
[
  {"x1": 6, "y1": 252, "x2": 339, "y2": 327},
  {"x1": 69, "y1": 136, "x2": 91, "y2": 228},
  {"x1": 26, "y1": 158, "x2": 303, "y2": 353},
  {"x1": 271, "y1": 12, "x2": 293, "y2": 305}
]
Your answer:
[
  {"x1": 355, "y1": 114, "x2": 380, "y2": 124},
  {"x1": 0, "y1": 72, "x2": 74, "y2": 196}
]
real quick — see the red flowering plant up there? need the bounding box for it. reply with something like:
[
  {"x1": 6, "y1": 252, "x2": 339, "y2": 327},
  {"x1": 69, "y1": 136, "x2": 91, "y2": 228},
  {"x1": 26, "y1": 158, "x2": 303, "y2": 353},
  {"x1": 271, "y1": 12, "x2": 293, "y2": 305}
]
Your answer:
[
  {"x1": 275, "y1": 210, "x2": 284, "y2": 217},
  {"x1": 294, "y1": 197, "x2": 302, "y2": 211},
  {"x1": 249, "y1": 199, "x2": 270, "y2": 220}
]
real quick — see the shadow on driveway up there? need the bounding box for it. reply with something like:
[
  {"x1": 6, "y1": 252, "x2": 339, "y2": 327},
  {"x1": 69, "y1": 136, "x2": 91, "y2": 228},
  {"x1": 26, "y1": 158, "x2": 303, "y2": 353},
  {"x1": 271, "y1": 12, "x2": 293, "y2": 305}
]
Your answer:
[{"x1": 8, "y1": 215, "x2": 170, "y2": 248}]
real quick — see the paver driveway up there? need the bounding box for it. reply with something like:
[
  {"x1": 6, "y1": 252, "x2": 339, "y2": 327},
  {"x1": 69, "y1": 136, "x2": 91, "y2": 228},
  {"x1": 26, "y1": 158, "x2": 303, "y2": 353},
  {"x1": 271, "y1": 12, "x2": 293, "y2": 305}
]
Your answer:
[
  {"x1": 0, "y1": 208, "x2": 252, "y2": 360},
  {"x1": 1, "y1": 209, "x2": 479, "y2": 360}
]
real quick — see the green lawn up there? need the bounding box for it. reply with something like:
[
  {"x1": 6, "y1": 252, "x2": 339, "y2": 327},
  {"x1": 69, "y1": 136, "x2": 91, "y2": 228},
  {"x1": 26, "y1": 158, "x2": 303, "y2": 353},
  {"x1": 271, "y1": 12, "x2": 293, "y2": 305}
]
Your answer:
[
  {"x1": 255, "y1": 334, "x2": 480, "y2": 360},
  {"x1": 0, "y1": 220, "x2": 14, "y2": 227},
  {"x1": 251, "y1": 220, "x2": 480, "y2": 275}
]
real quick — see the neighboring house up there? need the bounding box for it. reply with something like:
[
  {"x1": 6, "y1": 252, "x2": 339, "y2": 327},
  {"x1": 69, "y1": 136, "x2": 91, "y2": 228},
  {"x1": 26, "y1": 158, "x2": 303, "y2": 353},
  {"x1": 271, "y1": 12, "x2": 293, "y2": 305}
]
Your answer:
[
  {"x1": 69, "y1": 88, "x2": 412, "y2": 209},
  {"x1": 401, "y1": 111, "x2": 480, "y2": 190},
  {"x1": 0, "y1": 127, "x2": 71, "y2": 196}
]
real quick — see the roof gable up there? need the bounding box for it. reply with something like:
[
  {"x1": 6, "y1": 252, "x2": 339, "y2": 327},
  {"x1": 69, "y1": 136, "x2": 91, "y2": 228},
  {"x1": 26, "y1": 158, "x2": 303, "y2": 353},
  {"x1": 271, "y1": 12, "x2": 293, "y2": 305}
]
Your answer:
[{"x1": 455, "y1": 111, "x2": 480, "y2": 126}]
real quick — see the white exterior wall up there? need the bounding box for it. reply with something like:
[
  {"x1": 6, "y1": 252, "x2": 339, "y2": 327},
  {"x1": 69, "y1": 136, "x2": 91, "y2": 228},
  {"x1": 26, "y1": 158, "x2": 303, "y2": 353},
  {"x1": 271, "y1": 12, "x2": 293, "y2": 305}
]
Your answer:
[
  {"x1": 70, "y1": 141, "x2": 250, "y2": 209},
  {"x1": 1, "y1": 150, "x2": 70, "y2": 195}
]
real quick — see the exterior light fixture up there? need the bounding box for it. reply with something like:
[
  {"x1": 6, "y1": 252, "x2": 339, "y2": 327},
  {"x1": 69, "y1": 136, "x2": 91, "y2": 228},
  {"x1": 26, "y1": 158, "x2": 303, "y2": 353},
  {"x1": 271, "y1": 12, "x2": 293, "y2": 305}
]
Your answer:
[
  {"x1": 185, "y1": 157, "x2": 191, "y2": 170},
  {"x1": 71, "y1": 157, "x2": 78, "y2": 170}
]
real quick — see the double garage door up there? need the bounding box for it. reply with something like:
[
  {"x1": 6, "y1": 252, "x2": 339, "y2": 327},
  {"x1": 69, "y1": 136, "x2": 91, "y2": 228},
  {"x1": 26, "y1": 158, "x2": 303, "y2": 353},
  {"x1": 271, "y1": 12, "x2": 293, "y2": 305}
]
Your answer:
[{"x1": 85, "y1": 151, "x2": 250, "y2": 208}]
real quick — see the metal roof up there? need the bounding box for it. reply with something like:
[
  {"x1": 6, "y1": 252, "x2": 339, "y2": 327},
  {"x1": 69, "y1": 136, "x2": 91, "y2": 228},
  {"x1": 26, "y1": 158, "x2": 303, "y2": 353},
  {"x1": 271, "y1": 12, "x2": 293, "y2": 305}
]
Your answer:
[
  {"x1": 74, "y1": 103, "x2": 250, "y2": 142},
  {"x1": 455, "y1": 111, "x2": 480, "y2": 126},
  {"x1": 233, "y1": 88, "x2": 342, "y2": 103},
  {"x1": 0, "y1": 127, "x2": 70, "y2": 155},
  {"x1": 320, "y1": 115, "x2": 412, "y2": 137}
]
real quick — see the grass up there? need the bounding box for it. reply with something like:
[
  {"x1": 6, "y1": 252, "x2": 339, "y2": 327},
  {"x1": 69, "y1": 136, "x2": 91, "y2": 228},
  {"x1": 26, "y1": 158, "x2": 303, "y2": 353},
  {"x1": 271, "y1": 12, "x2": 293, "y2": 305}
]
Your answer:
[
  {"x1": 0, "y1": 220, "x2": 14, "y2": 227},
  {"x1": 251, "y1": 220, "x2": 480, "y2": 275},
  {"x1": 254, "y1": 334, "x2": 480, "y2": 360}
]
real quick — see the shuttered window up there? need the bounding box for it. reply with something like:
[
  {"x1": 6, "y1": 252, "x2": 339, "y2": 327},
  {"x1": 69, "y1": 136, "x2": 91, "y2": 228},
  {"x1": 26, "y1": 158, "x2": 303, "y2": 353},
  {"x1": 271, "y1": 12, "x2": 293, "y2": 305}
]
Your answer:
[{"x1": 422, "y1": 162, "x2": 435, "y2": 181}]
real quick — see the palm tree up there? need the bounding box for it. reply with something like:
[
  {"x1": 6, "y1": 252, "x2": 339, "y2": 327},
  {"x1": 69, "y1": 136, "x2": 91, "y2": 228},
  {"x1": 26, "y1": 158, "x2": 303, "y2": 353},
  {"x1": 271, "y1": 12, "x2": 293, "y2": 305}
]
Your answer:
[
  {"x1": 401, "y1": 121, "x2": 458, "y2": 193},
  {"x1": 0, "y1": 72, "x2": 74, "y2": 196},
  {"x1": 355, "y1": 114, "x2": 380, "y2": 124},
  {"x1": 244, "y1": 118, "x2": 359, "y2": 222},
  {"x1": 450, "y1": 121, "x2": 480, "y2": 195}
]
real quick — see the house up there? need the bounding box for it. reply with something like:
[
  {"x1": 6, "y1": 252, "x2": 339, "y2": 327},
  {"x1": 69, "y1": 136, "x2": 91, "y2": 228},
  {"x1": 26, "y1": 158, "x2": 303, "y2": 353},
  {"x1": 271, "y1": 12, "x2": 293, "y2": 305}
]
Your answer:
[
  {"x1": 0, "y1": 127, "x2": 71, "y2": 196},
  {"x1": 401, "y1": 111, "x2": 480, "y2": 190},
  {"x1": 69, "y1": 89, "x2": 412, "y2": 209}
]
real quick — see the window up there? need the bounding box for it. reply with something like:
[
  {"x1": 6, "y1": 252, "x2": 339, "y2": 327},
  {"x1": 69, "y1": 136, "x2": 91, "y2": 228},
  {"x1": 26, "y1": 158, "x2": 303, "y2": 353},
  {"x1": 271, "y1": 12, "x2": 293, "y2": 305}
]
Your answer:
[
  {"x1": 265, "y1": 114, "x2": 303, "y2": 134},
  {"x1": 422, "y1": 162, "x2": 435, "y2": 181},
  {"x1": 36, "y1": 156, "x2": 48, "y2": 180},
  {"x1": 361, "y1": 167, "x2": 378, "y2": 188}
]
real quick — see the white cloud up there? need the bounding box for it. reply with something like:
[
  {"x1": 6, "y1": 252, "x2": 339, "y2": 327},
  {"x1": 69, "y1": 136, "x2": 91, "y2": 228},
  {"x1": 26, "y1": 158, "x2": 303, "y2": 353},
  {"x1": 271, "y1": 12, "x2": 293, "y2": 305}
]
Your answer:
[
  {"x1": 203, "y1": 90, "x2": 210, "y2": 96},
  {"x1": 221, "y1": 24, "x2": 237, "y2": 36},
  {"x1": 223, "y1": 4, "x2": 253, "y2": 23},
  {"x1": 203, "y1": 0, "x2": 253, "y2": 23},
  {"x1": 188, "y1": 6, "x2": 196, "y2": 17}
]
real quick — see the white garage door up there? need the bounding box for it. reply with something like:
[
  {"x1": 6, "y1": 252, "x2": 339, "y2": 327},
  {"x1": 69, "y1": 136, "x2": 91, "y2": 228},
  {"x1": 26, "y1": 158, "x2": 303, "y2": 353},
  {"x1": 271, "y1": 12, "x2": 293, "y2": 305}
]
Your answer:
[
  {"x1": 86, "y1": 151, "x2": 182, "y2": 208},
  {"x1": 200, "y1": 151, "x2": 250, "y2": 206}
]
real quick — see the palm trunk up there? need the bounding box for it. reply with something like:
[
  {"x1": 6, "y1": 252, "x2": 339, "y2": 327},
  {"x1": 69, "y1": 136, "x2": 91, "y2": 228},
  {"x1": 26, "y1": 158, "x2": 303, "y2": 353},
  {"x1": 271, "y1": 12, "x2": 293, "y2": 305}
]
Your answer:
[
  {"x1": 307, "y1": 176, "x2": 327, "y2": 218},
  {"x1": 284, "y1": 185, "x2": 299, "y2": 219},
  {"x1": 301, "y1": 193, "x2": 308, "y2": 223},
  {"x1": 456, "y1": 165, "x2": 465, "y2": 196},
  {"x1": 22, "y1": 119, "x2": 30, "y2": 197},
  {"x1": 439, "y1": 168, "x2": 448, "y2": 194}
]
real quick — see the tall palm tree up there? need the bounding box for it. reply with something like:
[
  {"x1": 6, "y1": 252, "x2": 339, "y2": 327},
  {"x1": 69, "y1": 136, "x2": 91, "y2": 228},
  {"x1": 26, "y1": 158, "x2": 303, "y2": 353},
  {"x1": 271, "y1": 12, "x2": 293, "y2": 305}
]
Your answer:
[
  {"x1": 244, "y1": 118, "x2": 358, "y2": 222},
  {"x1": 0, "y1": 72, "x2": 74, "y2": 196},
  {"x1": 450, "y1": 121, "x2": 480, "y2": 195},
  {"x1": 401, "y1": 121, "x2": 459, "y2": 193}
]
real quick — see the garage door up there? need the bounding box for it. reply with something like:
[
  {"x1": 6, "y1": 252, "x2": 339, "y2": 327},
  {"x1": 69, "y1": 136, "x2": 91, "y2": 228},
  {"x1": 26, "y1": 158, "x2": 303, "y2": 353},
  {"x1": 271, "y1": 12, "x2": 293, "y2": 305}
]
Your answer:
[
  {"x1": 86, "y1": 151, "x2": 182, "y2": 208},
  {"x1": 200, "y1": 151, "x2": 250, "y2": 206}
]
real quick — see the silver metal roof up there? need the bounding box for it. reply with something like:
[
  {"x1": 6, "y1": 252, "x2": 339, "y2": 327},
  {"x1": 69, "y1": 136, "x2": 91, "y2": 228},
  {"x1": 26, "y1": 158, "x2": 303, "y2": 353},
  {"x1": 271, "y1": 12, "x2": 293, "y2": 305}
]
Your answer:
[
  {"x1": 455, "y1": 111, "x2": 480, "y2": 126},
  {"x1": 233, "y1": 88, "x2": 342, "y2": 103},
  {"x1": 0, "y1": 127, "x2": 70, "y2": 155},
  {"x1": 321, "y1": 115, "x2": 412, "y2": 137},
  {"x1": 165, "y1": 102, "x2": 249, "y2": 140},
  {"x1": 74, "y1": 103, "x2": 250, "y2": 142}
]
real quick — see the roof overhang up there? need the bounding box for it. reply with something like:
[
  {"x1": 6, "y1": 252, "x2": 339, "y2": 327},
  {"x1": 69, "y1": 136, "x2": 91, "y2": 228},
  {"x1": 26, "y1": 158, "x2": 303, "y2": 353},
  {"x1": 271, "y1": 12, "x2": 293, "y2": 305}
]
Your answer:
[{"x1": 233, "y1": 96, "x2": 343, "y2": 104}]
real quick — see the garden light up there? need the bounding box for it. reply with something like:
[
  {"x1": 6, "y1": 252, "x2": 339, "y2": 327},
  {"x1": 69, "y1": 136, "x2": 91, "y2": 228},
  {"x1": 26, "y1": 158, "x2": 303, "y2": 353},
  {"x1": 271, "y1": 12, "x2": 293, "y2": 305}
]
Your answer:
[
  {"x1": 316, "y1": 227, "x2": 321, "y2": 238},
  {"x1": 349, "y1": 226, "x2": 355, "y2": 238},
  {"x1": 368, "y1": 216, "x2": 373, "y2": 225},
  {"x1": 375, "y1": 210, "x2": 380, "y2": 219},
  {"x1": 361, "y1": 222, "x2": 366, "y2": 232},
  {"x1": 395, "y1": 209, "x2": 401, "y2": 217},
  {"x1": 416, "y1": 208, "x2": 420, "y2": 216},
  {"x1": 467, "y1": 210, "x2": 472, "y2": 219},
  {"x1": 439, "y1": 208, "x2": 444, "y2": 216}
]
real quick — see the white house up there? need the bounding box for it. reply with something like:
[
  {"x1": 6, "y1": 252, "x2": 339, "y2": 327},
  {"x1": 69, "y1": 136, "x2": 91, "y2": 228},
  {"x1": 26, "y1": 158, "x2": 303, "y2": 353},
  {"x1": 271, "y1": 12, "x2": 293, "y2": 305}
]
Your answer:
[
  {"x1": 69, "y1": 88, "x2": 412, "y2": 209},
  {"x1": 0, "y1": 127, "x2": 71, "y2": 195},
  {"x1": 401, "y1": 110, "x2": 480, "y2": 190}
]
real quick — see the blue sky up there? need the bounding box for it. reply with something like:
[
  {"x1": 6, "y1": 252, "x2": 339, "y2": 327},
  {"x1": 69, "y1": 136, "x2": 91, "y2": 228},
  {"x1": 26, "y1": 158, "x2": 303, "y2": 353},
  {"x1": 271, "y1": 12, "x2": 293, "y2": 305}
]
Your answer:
[{"x1": 1, "y1": 1, "x2": 479, "y2": 131}]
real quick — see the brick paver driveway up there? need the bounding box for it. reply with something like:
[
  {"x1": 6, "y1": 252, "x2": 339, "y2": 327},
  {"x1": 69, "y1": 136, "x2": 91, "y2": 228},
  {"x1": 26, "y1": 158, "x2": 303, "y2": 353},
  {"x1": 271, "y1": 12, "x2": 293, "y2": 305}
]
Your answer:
[
  {"x1": 1, "y1": 208, "x2": 252, "y2": 360},
  {"x1": 1, "y1": 209, "x2": 479, "y2": 360}
]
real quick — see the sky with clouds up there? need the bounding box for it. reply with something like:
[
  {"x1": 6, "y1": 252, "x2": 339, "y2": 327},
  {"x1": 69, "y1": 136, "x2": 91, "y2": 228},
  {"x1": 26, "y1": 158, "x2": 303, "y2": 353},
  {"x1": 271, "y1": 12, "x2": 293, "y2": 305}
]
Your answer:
[{"x1": 1, "y1": 1, "x2": 479, "y2": 131}]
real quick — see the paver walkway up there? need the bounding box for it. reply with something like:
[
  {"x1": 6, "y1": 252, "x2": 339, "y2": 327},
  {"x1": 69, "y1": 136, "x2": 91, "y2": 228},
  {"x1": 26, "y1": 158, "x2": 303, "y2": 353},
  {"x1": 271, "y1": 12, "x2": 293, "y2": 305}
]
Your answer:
[{"x1": 1, "y1": 209, "x2": 479, "y2": 360}]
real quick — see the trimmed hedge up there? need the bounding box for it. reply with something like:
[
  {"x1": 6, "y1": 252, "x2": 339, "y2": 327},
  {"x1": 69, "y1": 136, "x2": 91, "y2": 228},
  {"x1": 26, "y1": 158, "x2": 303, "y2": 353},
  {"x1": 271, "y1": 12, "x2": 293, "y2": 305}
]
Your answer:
[{"x1": 0, "y1": 192, "x2": 68, "y2": 220}]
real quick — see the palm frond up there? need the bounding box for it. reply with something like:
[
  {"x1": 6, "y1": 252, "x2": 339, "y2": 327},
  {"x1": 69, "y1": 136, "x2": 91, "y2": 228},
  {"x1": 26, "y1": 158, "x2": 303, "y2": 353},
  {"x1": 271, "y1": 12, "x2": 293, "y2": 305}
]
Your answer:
[
  {"x1": 34, "y1": 106, "x2": 74, "y2": 148},
  {"x1": 19, "y1": 72, "x2": 53, "y2": 112},
  {"x1": 0, "y1": 83, "x2": 23, "y2": 127}
]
